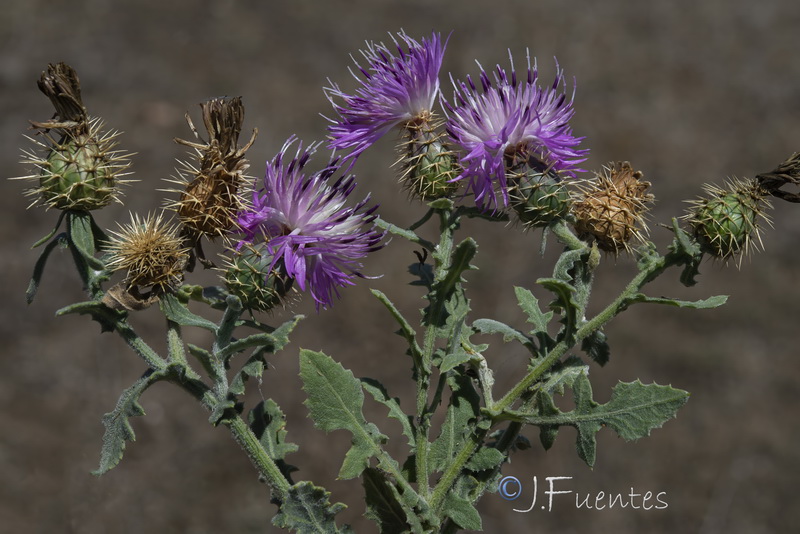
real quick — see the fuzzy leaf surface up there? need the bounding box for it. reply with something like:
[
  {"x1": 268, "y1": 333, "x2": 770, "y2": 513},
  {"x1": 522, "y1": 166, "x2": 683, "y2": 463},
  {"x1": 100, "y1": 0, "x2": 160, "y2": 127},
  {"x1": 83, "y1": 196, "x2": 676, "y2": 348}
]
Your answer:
[
  {"x1": 429, "y1": 373, "x2": 480, "y2": 474},
  {"x1": 503, "y1": 372, "x2": 689, "y2": 467},
  {"x1": 249, "y1": 399, "x2": 298, "y2": 479},
  {"x1": 442, "y1": 491, "x2": 482, "y2": 531},
  {"x1": 159, "y1": 293, "x2": 218, "y2": 333},
  {"x1": 362, "y1": 468, "x2": 412, "y2": 534},
  {"x1": 300, "y1": 350, "x2": 388, "y2": 479},
  {"x1": 272, "y1": 481, "x2": 353, "y2": 534},
  {"x1": 360, "y1": 378, "x2": 416, "y2": 448},
  {"x1": 93, "y1": 370, "x2": 163, "y2": 475}
]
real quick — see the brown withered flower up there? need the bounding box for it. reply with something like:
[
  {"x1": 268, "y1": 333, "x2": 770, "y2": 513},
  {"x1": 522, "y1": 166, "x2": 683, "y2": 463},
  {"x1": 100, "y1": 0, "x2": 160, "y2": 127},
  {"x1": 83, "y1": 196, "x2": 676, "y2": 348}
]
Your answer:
[
  {"x1": 164, "y1": 97, "x2": 257, "y2": 268},
  {"x1": 105, "y1": 212, "x2": 190, "y2": 293},
  {"x1": 572, "y1": 161, "x2": 654, "y2": 254}
]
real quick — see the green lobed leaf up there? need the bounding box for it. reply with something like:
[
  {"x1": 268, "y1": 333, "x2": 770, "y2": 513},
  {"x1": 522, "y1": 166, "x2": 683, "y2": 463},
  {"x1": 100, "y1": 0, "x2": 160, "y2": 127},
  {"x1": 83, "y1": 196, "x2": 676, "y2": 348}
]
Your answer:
[
  {"x1": 360, "y1": 378, "x2": 416, "y2": 448},
  {"x1": 514, "y1": 287, "x2": 554, "y2": 345},
  {"x1": 472, "y1": 318, "x2": 535, "y2": 349},
  {"x1": 159, "y1": 293, "x2": 218, "y2": 333},
  {"x1": 538, "y1": 356, "x2": 589, "y2": 396},
  {"x1": 371, "y1": 289, "x2": 423, "y2": 366},
  {"x1": 439, "y1": 346, "x2": 479, "y2": 374},
  {"x1": 581, "y1": 328, "x2": 610, "y2": 366},
  {"x1": 299, "y1": 350, "x2": 388, "y2": 480},
  {"x1": 465, "y1": 447, "x2": 505, "y2": 473},
  {"x1": 552, "y1": 248, "x2": 587, "y2": 283},
  {"x1": 669, "y1": 218, "x2": 704, "y2": 287},
  {"x1": 437, "y1": 238, "x2": 477, "y2": 300},
  {"x1": 503, "y1": 372, "x2": 689, "y2": 467},
  {"x1": 442, "y1": 491, "x2": 482, "y2": 531},
  {"x1": 373, "y1": 217, "x2": 435, "y2": 251},
  {"x1": 56, "y1": 300, "x2": 127, "y2": 333},
  {"x1": 623, "y1": 293, "x2": 728, "y2": 310},
  {"x1": 67, "y1": 211, "x2": 105, "y2": 270},
  {"x1": 228, "y1": 354, "x2": 265, "y2": 396},
  {"x1": 429, "y1": 373, "x2": 481, "y2": 474},
  {"x1": 249, "y1": 399, "x2": 298, "y2": 478},
  {"x1": 26, "y1": 233, "x2": 68, "y2": 304},
  {"x1": 272, "y1": 481, "x2": 353, "y2": 534},
  {"x1": 93, "y1": 370, "x2": 163, "y2": 475},
  {"x1": 537, "y1": 278, "x2": 579, "y2": 332},
  {"x1": 31, "y1": 210, "x2": 67, "y2": 249},
  {"x1": 362, "y1": 468, "x2": 412, "y2": 534}
]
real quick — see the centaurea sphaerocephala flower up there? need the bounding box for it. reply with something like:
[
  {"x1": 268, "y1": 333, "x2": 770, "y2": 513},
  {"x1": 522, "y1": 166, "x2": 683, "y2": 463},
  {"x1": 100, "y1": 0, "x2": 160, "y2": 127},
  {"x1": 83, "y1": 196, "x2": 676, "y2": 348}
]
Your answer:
[
  {"x1": 324, "y1": 31, "x2": 447, "y2": 160},
  {"x1": 444, "y1": 51, "x2": 588, "y2": 210},
  {"x1": 236, "y1": 137, "x2": 384, "y2": 310}
]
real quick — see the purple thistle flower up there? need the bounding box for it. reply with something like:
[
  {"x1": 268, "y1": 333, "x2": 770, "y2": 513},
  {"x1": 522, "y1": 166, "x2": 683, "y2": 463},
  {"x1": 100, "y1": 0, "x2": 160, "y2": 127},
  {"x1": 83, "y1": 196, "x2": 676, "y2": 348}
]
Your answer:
[
  {"x1": 324, "y1": 31, "x2": 447, "y2": 160},
  {"x1": 236, "y1": 137, "x2": 384, "y2": 310},
  {"x1": 444, "y1": 51, "x2": 588, "y2": 210}
]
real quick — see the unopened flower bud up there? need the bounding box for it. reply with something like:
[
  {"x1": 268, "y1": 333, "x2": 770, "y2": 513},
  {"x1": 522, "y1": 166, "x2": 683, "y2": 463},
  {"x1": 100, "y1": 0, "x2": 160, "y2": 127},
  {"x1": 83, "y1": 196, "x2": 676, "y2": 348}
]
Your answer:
[
  {"x1": 223, "y1": 244, "x2": 293, "y2": 312},
  {"x1": 16, "y1": 63, "x2": 131, "y2": 211},
  {"x1": 685, "y1": 178, "x2": 771, "y2": 261},
  {"x1": 572, "y1": 161, "x2": 654, "y2": 254}
]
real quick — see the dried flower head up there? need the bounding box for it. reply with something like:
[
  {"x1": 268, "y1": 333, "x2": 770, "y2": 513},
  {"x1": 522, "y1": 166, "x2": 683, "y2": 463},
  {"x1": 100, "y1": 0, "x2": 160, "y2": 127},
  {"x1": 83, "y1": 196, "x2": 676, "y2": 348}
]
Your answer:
[
  {"x1": 444, "y1": 52, "x2": 587, "y2": 210},
  {"x1": 572, "y1": 162, "x2": 654, "y2": 254},
  {"x1": 325, "y1": 31, "x2": 447, "y2": 160},
  {"x1": 685, "y1": 177, "x2": 771, "y2": 263},
  {"x1": 236, "y1": 137, "x2": 384, "y2": 310},
  {"x1": 106, "y1": 212, "x2": 190, "y2": 291},
  {"x1": 15, "y1": 63, "x2": 132, "y2": 211},
  {"x1": 164, "y1": 97, "x2": 257, "y2": 255}
]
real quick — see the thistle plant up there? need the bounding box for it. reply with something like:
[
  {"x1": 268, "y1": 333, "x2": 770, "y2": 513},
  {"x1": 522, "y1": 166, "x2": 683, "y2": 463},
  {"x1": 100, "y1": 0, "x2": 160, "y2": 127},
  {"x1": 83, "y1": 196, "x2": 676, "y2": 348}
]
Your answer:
[{"x1": 13, "y1": 35, "x2": 800, "y2": 533}]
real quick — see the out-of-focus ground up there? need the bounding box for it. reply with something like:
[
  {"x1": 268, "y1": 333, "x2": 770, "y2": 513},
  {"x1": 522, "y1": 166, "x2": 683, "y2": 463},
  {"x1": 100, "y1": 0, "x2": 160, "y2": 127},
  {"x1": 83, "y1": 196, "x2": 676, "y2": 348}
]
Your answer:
[{"x1": 2, "y1": 1, "x2": 799, "y2": 533}]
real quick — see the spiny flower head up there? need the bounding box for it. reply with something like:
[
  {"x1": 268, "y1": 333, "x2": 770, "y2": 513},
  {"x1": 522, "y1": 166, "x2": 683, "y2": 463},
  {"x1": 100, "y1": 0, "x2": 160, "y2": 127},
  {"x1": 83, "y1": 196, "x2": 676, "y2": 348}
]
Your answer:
[
  {"x1": 572, "y1": 161, "x2": 654, "y2": 254},
  {"x1": 444, "y1": 52, "x2": 588, "y2": 210},
  {"x1": 685, "y1": 178, "x2": 772, "y2": 264},
  {"x1": 106, "y1": 212, "x2": 190, "y2": 291},
  {"x1": 223, "y1": 243, "x2": 294, "y2": 313},
  {"x1": 236, "y1": 137, "x2": 384, "y2": 310},
  {"x1": 325, "y1": 31, "x2": 447, "y2": 160},
  {"x1": 16, "y1": 63, "x2": 132, "y2": 211},
  {"x1": 165, "y1": 97, "x2": 256, "y2": 241}
]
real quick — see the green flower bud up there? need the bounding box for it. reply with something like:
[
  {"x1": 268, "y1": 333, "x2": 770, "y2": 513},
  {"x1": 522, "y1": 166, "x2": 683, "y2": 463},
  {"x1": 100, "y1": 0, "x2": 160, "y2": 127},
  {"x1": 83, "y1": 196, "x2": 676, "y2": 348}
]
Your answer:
[
  {"x1": 37, "y1": 128, "x2": 124, "y2": 210},
  {"x1": 686, "y1": 178, "x2": 771, "y2": 261},
  {"x1": 508, "y1": 162, "x2": 571, "y2": 228},
  {"x1": 223, "y1": 245, "x2": 294, "y2": 313},
  {"x1": 15, "y1": 63, "x2": 131, "y2": 211}
]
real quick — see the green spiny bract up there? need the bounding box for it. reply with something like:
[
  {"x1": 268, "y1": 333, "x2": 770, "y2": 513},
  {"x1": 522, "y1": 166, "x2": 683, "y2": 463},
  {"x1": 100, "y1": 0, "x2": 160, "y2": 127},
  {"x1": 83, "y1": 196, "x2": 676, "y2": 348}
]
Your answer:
[
  {"x1": 17, "y1": 63, "x2": 131, "y2": 211},
  {"x1": 223, "y1": 245, "x2": 294, "y2": 313},
  {"x1": 685, "y1": 178, "x2": 771, "y2": 262},
  {"x1": 572, "y1": 161, "x2": 653, "y2": 254},
  {"x1": 506, "y1": 151, "x2": 571, "y2": 228},
  {"x1": 396, "y1": 115, "x2": 460, "y2": 201}
]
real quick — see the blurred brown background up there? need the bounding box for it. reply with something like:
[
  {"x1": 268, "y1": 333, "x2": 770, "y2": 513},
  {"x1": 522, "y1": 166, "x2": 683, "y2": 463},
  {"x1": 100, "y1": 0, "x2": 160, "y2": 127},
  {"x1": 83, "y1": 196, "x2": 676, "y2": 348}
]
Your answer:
[{"x1": 2, "y1": 1, "x2": 799, "y2": 532}]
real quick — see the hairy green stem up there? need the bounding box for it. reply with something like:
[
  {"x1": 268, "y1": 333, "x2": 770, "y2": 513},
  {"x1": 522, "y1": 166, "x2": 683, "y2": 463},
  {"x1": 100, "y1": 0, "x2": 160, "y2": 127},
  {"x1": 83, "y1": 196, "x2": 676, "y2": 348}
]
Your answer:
[
  {"x1": 115, "y1": 320, "x2": 168, "y2": 371},
  {"x1": 416, "y1": 208, "x2": 456, "y2": 498},
  {"x1": 432, "y1": 241, "x2": 676, "y2": 513}
]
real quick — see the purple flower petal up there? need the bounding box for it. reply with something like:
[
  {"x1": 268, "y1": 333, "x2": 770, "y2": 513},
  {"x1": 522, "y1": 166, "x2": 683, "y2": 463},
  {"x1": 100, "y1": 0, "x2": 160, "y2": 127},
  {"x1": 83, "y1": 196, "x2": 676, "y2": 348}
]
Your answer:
[
  {"x1": 237, "y1": 137, "x2": 384, "y2": 309},
  {"x1": 444, "y1": 51, "x2": 588, "y2": 210},
  {"x1": 324, "y1": 31, "x2": 447, "y2": 160}
]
